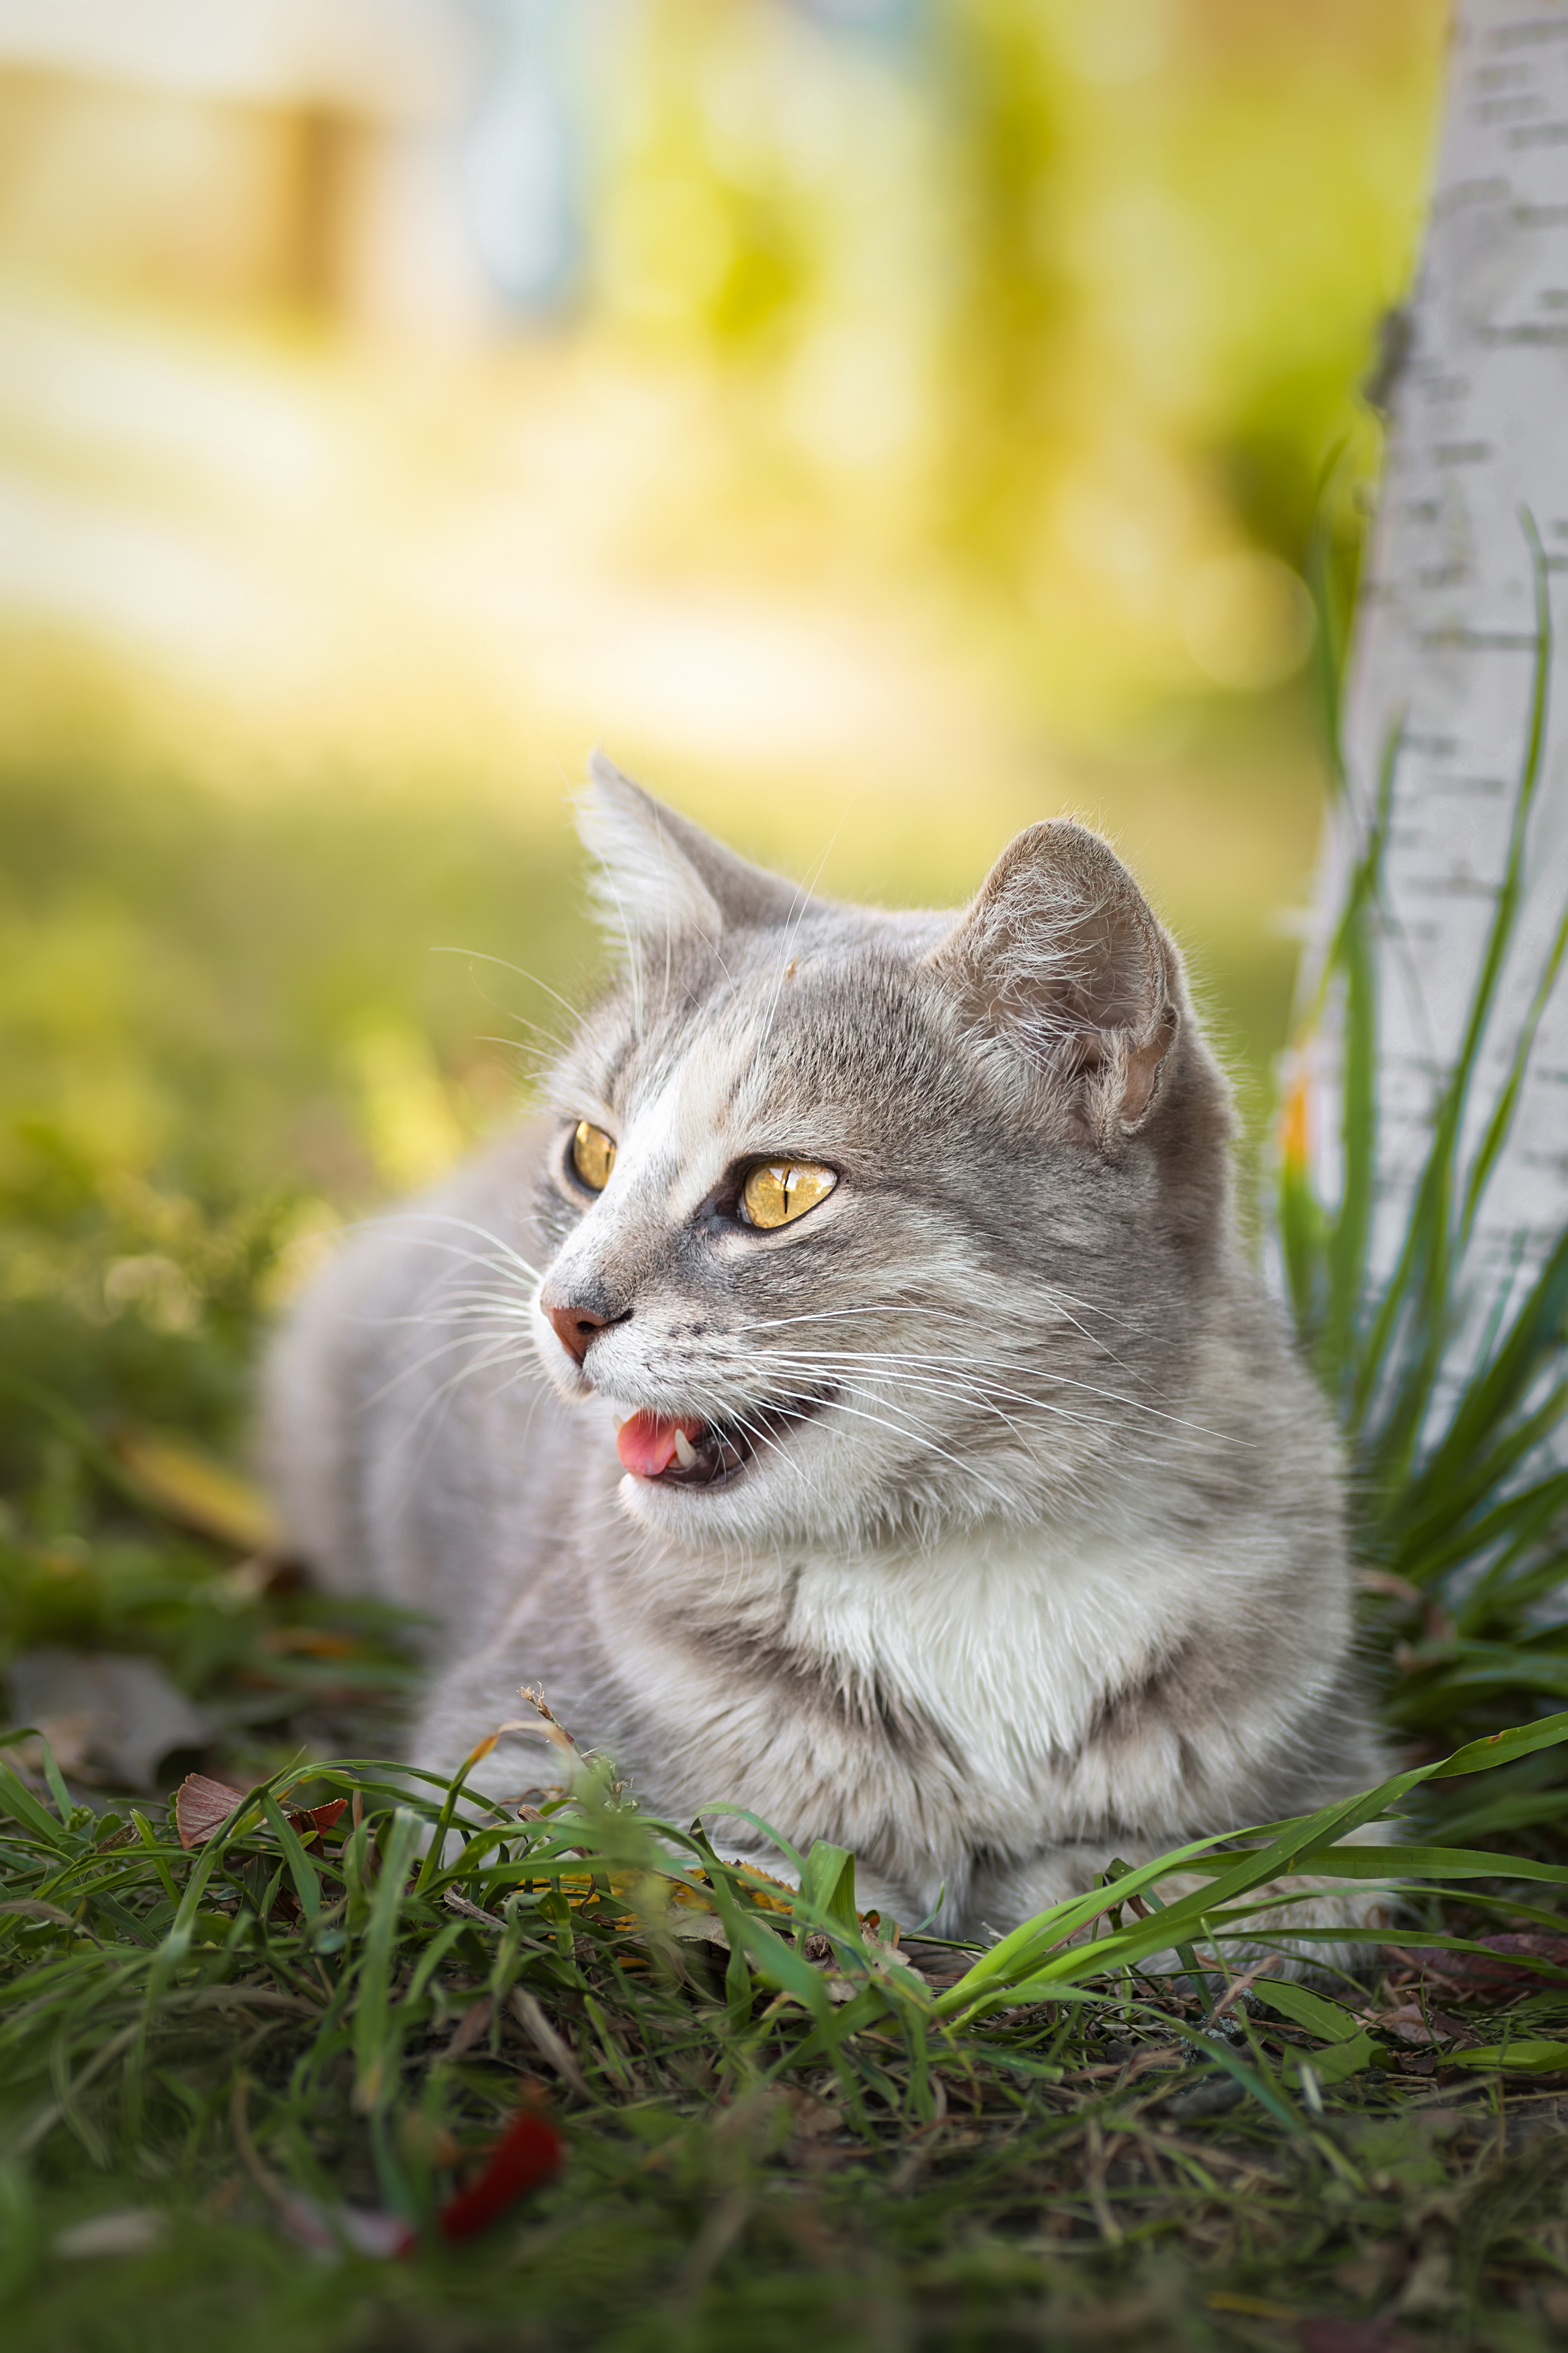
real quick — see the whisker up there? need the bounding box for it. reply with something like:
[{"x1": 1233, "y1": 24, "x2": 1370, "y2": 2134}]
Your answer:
[
  {"x1": 753, "y1": 1379, "x2": 1017, "y2": 1507},
  {"x1": 735, "y1": 1289, "x2": 1138, "y2": 1337},
  {"x1": 749, "y1": 1347, "x2": 1242, "y2": 1448},
  {"x1": 388, "y1": 1214, "x2": 543, "y2": 1286}
]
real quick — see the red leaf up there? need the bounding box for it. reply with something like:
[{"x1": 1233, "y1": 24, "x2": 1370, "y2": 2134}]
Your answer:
[
  {"x1": 173, "y1": 1775, "x2": 351, "y2": 1852},
  {"x1": 1438, "y1": 1932, "x2": 1568, "y2": 1993},
  {"x1": 175, "y1": 1773, "x2": 249, "y2": 1849},
  {"x1": 292, "y1": 1798, "x2": 349, "y2": 1842},
  {"x1": 1298, "y1": 2324, "x2": 1413, "y2": 2353},
  {"x1": 438, "y1": 2107, "x2": 564, "y2": 2241}
]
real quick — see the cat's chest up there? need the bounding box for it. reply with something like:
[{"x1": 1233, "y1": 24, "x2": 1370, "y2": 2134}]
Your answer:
[{"x1": 782, "y1": 1523, "x2": 1188, "y2": 1791}]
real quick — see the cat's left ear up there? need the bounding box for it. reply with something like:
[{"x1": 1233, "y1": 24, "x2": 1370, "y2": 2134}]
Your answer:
[
  {"x1": 925, "y1": 820, "x2": 1179, "y2": 1138},
  {"x1": 576, "y1": 752, "x2": 803, "y2": 951}
]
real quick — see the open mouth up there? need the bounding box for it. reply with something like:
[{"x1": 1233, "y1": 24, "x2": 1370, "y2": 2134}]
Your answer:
[{"x1": 614, "y1": 1395, "x2": 827, "y2": 1489}]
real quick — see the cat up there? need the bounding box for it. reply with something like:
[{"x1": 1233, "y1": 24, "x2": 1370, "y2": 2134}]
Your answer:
[{"x1": 261, "y1": 754, "x2": 1387, "y2": 1942}]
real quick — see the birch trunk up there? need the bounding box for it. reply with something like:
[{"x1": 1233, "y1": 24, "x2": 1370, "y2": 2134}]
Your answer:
[{"x1": 1317, "y1": 0, "x2": 1568, "y2": 1456}]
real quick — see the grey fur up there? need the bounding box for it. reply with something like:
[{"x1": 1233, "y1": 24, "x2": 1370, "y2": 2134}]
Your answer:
[{"x1": 262, "y1": 757, "x2": 1385, "y2": 1936}]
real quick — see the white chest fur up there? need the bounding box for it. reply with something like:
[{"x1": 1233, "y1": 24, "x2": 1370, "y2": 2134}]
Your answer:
[{"x1": 781, "y1": 1519, "x2": 1196, "y2": 1818}]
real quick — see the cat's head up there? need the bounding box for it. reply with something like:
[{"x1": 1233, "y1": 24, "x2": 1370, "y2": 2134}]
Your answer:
[{"x1": 527, "y1": 756, "x2": 1235, "y2": 1553}]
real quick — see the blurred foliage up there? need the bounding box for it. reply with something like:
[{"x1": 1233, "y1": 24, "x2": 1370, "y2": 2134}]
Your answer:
[
  {"x1": 577, "y1": 0, "x2": 1442, "y2": 721},
  {"x1": 0, "y1": 0, "x2": 1445, "y2": 758},
  {"x1": 0, "y1": 643, "x2": 588, "y2": 1751}
]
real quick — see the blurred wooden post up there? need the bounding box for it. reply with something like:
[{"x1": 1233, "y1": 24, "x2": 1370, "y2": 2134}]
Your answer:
[{"x1": 1311, "y1": 0, "x2": 1568, "y2": 1444}]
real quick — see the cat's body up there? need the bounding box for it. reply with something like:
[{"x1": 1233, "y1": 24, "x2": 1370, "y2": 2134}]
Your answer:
[{"x1": 263, "y1": 760, "x2": 1383, "y2": 1936}]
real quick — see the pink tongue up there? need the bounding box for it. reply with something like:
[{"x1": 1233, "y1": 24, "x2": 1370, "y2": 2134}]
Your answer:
[{"x1": 616, "y1": 1411, "x2": 706, "y2": 1480}]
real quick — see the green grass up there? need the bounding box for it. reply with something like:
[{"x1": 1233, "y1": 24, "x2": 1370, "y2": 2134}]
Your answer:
[
  {"x1": 5, "y1": 1722, "x2": 1568, "y2": 2353},
  {"x1": 5, "y1": 626, "x2": 1568, "y2": 2349}
]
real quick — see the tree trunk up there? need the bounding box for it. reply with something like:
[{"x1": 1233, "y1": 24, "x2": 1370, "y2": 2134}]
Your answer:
[{"x1": 1317, "y1": 0, "x2": 1568, "y2": 1451}]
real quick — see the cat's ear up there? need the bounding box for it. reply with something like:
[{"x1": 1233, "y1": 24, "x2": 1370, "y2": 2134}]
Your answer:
[
  {"x1": 926, "y1": 820, "x2": 1179, "y2": 1138},
  {"x1": 576, "y1": 752, "x2": 802, "y2": 950}
]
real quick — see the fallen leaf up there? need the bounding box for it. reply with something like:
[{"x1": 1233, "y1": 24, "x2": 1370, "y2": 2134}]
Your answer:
[
  {"x1": 224, "y1": 1556, "x2": 307, "y2": 1603},
  {"x1": 444, "y1": 1995, "x2": 494, "y2": 2059},
  {"x1": 1443, "y1": 1932, "x2": 1568, "y2": 1992},
  {"x1": 292, "y1": 1798, "x2": 349, "y2": 1839},
  {"x1": 1298, "y1": 2321, "x2": 1417, "y2": 2353},
  {"x1": 439, "y1": 2104, "x2": 565, "y2": 2240},
  {"x1": 1362, "y1": 2003, "x2": 1468, "y2": 2046},
  {"x1": 175, "y1": 1773, "x2": 250, "y2": 1847},
  {"x1": 398, "y1": 2114, "x2": 460, "y2": 2167},
  {"x1": 114, "y1": 1429, "x2": 281, "y2": 1553},
  {"x1": 175, "y1": 1773, "x2": 350, "y2": 1850},
  {"x1": 7, "y1": 1651, "x2": 213, "y2": 1790},
  {"x1": 442, "y1": 1888, "x2": 505, "y2": 1928},
  {"x1": 279, "y1": 2195, "x2": 415, "y2": 2260},
  {"x1": 52, "y1": 2209, "x2": 165, "y2": 2259},
  {"x1": 660, "y1": 1908, "x2": 730, "y2": 1950},
  {"x1": 1398, "y1": 2241, "x2": 1453, "y2": 2319},
  {"x1": 1333, "y1": 2243, "x2": 1403, "y2": 2299},
  {"x1": 509, "y1": 1988, "x2": 591, "y2": 2100},
  {"x1": 784, "y1": 2092, "x2": 842, "y2": 2142},
  {"x1": 260, "y1": 1628, "x2": 358, "y2": 1659}
]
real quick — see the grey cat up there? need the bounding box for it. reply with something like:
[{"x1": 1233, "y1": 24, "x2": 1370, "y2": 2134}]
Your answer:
[{"x1": 262, "y1": 756, "x2": 1386, "y2": 1938}]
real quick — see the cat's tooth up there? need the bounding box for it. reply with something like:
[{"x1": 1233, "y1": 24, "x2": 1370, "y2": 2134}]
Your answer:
[{"x1": 673, "y1": 1428, "x2": 698, "y2": 1470}]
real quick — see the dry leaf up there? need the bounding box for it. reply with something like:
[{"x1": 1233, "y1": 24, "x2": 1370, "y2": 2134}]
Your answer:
[
  {"x1": 175, "y1": 1773, "x2": 251, "y2": 1848},
  {"x1": 442, "y1": 1887, "x2": 504, "y2": 1928},
  {"x1": 509, "y1": 1988, "x2": 590, "y2": 2100},
  {"x1": 259, "y1": 1628, "x2": 356, "y2": 1659},
  {"x1": 290, "y1": 1798, "x2": 349, "y2": 1839},
  {"x1": 278, "y1": 2194, "x2": 415, "y2": 2261},
  {"x1": 114, "y1": 1429, "x2": 281, "y2": 1554},
  {"x1": 445, "y1": 1995, "x2": 494, "y2": 2059},
  {"x1": 52, "y1": 2209, "x2": 165, "y2": 2258},
  {"x1": 661, "y1": 1911, "x2": 731, "y2": 1950},
  {"x1": 174, "y1": 1773, "x2": 350, "y2": 1851},
  {"x1": 1415, "y1": 1932, "x2": 1568, "y2": 1997},
  {"x1": 784, "y1": 2092, "x2": 841, "y2": 2142},
  {"x1": 8, "y1": 1650, "x2": 213, "y2": 1790}
]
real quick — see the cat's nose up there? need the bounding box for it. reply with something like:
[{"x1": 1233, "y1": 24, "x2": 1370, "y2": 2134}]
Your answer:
[{"x1": 546, "y1": 1298, "x2": 619, "y2": 1363}]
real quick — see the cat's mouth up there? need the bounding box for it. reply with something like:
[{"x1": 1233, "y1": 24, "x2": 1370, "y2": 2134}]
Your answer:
[{"x1": 613, "y1": 1396, "x2": 827, "y2": 1489}]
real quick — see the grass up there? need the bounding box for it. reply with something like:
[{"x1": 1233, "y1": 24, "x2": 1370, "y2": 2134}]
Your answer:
[
  {"x1": 4, "y1": 625, "x2": 1568, "y2": 2348},
  {"x1": 5, "y1": 1718, "x2": 1568, "y2": 2353}
]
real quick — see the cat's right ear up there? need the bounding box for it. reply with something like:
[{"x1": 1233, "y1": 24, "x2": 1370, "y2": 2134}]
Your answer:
[
  {"x1": 576, "y1": 752, "x2": 802, "y2": 953},
  {"x1": 925, "y1": 820, "x2": 1179, "y2": 1141}
]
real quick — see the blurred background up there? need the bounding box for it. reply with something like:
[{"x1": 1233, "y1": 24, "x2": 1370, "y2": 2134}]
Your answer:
[{"x1": 0, "y1": 0, "x2": 1450, "y2": 1767}]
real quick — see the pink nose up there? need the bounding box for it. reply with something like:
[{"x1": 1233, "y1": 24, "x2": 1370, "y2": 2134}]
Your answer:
[{"x1": 546, "y1": 1300, "x2": 614, "y2": 1364}]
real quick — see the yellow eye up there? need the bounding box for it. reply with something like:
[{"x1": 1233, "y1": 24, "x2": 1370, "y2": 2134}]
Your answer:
[
  {"x1": 741, "y1": 1160, "x2": 837, "y2": 1230},
  {"x1": 571, "y1": 1121, "x2": 616, "y2": 1191}
]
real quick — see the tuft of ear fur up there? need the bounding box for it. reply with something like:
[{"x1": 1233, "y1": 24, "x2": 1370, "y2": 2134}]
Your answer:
[
  {"x1": 926, "y1": 820, "x2": 1179, "y2": 1140},
  {"x1": 576, "y1": 753, "x2": 802, "y2": 952}
]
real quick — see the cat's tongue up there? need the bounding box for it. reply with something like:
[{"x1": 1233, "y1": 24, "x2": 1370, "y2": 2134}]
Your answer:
[{"x1": 616, "y1": 1410, "x2": 706, "y2": 1480}]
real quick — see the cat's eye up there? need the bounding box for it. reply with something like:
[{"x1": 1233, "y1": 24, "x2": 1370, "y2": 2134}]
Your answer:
[
  {"x1": 741, "y1": 1160, "x2": 837, "y2": 1230},
  {"x1": 571, "y1": 1121, "x2": 616, "y2": 1192}
]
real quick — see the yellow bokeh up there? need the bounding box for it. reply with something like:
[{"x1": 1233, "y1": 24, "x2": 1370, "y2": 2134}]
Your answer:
[{"x1": 0, "y1": 0, "x2": 1448, "y2": 1306}]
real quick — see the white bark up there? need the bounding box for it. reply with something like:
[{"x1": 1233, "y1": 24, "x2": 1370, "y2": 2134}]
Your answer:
[{"x1": 1320, "y1": 0, "x2": 1568, "y2": 1449}]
